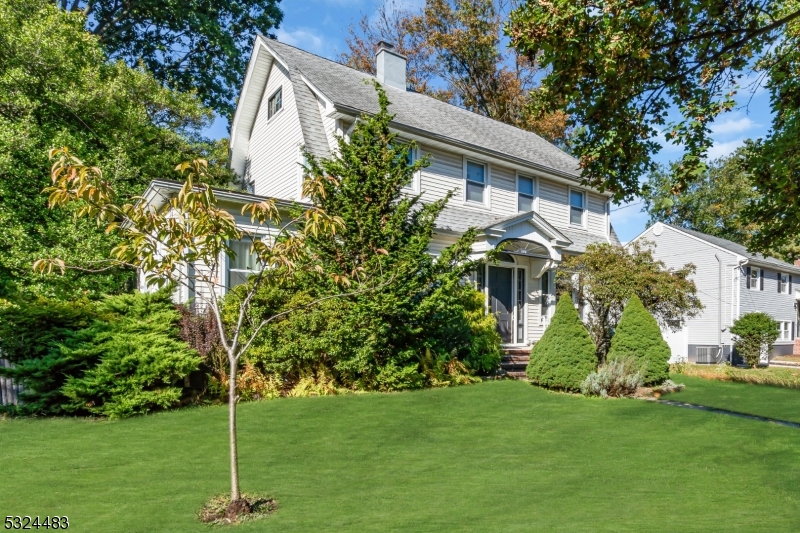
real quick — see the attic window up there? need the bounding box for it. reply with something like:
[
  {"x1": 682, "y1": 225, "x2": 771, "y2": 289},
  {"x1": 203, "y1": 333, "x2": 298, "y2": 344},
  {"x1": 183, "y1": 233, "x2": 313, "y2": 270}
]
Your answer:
[{"x1": 268, "y1": 87, "x2": 283, "y2": 119}]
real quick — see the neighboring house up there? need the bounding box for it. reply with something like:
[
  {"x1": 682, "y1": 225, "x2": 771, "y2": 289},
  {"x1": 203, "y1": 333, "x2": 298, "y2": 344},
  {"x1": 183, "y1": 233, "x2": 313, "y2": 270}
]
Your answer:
[
  {"x1": 630, "y1": 222, "x2": 800, "y2": 364},
  {"x1": 141, "y1": 37, "x2": 620, "y2": 346}
]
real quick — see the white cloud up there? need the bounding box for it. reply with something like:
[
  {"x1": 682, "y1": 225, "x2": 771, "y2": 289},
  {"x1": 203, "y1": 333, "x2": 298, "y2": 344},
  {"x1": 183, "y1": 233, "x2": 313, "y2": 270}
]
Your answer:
[
  {"x1": 710, "y1": 116, "x2": 758, "y2": 136},
  {"x1": 275, "y1": 27, "x2": 327, "y2": 56},
  {"x1": 707, "y1": 138, "x2": 745, "y2": 160}
]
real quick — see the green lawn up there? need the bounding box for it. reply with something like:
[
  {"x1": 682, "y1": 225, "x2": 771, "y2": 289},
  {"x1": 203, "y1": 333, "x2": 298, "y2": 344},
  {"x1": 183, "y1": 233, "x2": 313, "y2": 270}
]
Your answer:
[
  {"x1": 2, "y1": 380, "x2": 800, "y2": 532},
  {"x1": 666, "y1": 374, "x2": 800, "y2": 424}
]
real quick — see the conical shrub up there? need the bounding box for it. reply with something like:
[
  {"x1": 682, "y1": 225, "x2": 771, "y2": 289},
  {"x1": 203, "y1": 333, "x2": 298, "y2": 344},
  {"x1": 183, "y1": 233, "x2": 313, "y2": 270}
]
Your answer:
[
  {"x1": 526, "y1": 293, "x2": 597, "y2": 391},
  {"x1": 607, "y1": 294, "x2": 670, "y2": 385}
]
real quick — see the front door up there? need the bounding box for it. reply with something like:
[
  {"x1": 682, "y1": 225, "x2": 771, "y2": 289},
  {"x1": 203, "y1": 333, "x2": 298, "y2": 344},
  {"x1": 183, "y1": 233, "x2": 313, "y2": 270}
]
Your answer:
[{"x1": 489, "y1": 266, "x2": 514, "y2": 343}]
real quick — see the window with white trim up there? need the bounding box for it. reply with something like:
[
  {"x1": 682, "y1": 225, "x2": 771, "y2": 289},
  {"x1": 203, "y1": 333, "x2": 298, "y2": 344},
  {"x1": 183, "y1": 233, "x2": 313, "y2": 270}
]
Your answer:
[
  {"x1": 465, "y1": 160, "x2": 486, "y2": 204},
  {"x1": 569, "y1": 189, "x2": 585, "y2": 226},
  {"x1": 518, "y1": 175, "x2": 535, "y2": 212},
  {"x1": 399, "y1": 143, "x2": 419, "y2": 192},
  {"x1": 750, "y1": 267, "x2": 761, "y2": 291},
  {"x1": 780, "y1": 272, "x2": 789, "y2": 293},
  {"x1": 267, "y1": 87, "x2": 283, "y2": 119},
  {"x1": 228, "y1": 239, "x2": 262, "y2": 289},
  {"x1": 778, "y1": 321, "x2": 792, "y2": 341}
]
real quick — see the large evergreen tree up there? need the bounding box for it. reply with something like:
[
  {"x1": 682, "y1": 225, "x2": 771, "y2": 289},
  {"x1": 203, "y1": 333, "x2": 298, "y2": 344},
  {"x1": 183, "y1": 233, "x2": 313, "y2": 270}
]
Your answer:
[
  {"x1": 526, "y1": 293, "x2": 597, "y2": 392},
  {"x1": 233, "y1": 82, "x2": 501, "y2": 389},
  {"x1": 607, "y1": 295, "x2": 671, "y2": 385}
]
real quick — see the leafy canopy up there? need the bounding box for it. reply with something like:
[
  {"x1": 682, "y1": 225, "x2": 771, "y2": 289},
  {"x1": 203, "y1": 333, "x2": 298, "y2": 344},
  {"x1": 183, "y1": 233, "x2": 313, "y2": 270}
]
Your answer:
[
  {"x1": 0, "y1": 0, "x2": 229, "y2": 299},
  {"x1": 558, "y1": 240, "x2": 702, "y2": 360},
  {"x1": 641, "y1": 145, "x2": 800, "y2": 262},
  {"x1": 59, "y1": 0, "x2": 283, "y2": 117},
  {"x1": 507, "y1": 0, "x2": 800, "y2": 252}
]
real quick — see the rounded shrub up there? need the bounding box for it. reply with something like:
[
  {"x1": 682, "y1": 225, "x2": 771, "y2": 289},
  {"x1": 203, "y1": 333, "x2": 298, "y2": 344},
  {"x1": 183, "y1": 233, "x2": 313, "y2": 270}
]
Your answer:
[
  {"x1": 730, "y1": 312, "x2": 779, "y2": 368},
  {"x1": 607, "y1": 295, "x2": 670, "y2": 385},
  {"x1": 526, "y1": 293, "x2": 597, "y2": 391}
]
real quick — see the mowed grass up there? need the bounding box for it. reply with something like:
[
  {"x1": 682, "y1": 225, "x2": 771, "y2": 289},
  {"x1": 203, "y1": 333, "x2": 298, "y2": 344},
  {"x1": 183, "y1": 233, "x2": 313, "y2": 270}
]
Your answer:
[
  {"x1": 2, "y1": 380, "x2": 800, "y2": 532},
  {"x1": 666, "y1": 374, "x2": 800, "y2": 424}
]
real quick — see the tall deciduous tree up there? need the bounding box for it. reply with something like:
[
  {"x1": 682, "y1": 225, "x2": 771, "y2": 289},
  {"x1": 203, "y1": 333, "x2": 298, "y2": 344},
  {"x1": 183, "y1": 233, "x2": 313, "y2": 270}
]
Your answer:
[
  {"x1": 557, "y1": 241, "x2": 702, "y2": 361},
  {"x1": 507, "y1": 0, "x2": 800, "y2": 249},
  {"x1": 340, "y1": 0, "x2": 571, "y2": 146},
  {"x1": 0, "y1": 0, "x2": 230, "y2": 299},
  {"x1": 58, "y1": 0, "x2": 283, "y2": 116}
]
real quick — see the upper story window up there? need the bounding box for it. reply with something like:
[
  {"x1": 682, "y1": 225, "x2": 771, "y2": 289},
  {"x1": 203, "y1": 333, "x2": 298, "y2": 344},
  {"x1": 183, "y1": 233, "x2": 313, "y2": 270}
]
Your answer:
[
  {"x1": 268, "y1": 87, "x2": 283, "y2": 119},
  {"x1": 228, "y1": 239, "x2": 262, "y2": 289},
  {"x1": 748, "y1": 267, "x2": 762, "y2": 291},
  {"x1": 465, "y1": 160, "x2": 486, "y2": 204},
  {"x1": 780, "y1": 272, "x2": 789, "y2": 293},
  {"x1": 518, "y1": 175, "x2": 535, "y2": 212},
  {"x1": 569, "y1": 189, "x2": 585, "y2": 226}
]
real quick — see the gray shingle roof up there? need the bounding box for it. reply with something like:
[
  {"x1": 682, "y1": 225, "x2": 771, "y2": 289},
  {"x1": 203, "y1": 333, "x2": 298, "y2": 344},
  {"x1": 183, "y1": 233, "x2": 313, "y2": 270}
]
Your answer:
[
  {"x1": 263, "y1": 38, "x2": 581, "y2": 179},
  {"x1": 666, "y1": 224, "x2": 800, "y2": 273},
  {"x1": 560, "y1": 227, "x2": 613, "y2": 254}
]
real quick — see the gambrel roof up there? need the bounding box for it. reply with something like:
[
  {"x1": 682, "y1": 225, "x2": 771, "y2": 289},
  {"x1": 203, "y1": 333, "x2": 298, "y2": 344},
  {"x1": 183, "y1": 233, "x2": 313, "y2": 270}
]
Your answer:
[{"x1": 230, "y1": 37, "x2": 582, "y2": 181}]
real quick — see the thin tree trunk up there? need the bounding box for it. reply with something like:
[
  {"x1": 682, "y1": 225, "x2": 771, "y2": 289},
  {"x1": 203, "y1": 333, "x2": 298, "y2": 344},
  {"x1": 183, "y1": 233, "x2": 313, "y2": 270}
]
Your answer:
[{"x1": 228, "y1": 356, "x2": 240, "y2": 501}]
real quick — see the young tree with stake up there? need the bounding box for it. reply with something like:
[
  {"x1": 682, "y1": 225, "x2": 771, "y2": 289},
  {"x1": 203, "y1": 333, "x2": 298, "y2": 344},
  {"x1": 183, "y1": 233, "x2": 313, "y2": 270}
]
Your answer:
[{"x1": 34, "y1": 148, "x2": 379, "y2": 515}]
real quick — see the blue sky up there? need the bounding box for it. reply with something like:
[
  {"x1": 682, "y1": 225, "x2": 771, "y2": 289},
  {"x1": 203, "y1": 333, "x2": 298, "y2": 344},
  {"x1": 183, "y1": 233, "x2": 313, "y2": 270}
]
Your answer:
[{"x1": 204, "y1": 0, "x2": 776, "y2": 243}]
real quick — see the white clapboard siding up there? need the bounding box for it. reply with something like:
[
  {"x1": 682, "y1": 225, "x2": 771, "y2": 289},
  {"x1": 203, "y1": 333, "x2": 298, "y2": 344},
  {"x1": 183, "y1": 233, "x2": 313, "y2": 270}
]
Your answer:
[
  {"x1": 248, "y1": 62, "x2": 305, "y2": 200},
  {"x1": 490, "y1": 165, "x2": 517, "y2": 216},
  {"x1": 419, "y1": 144, "x2": 464, "y2": 203},
  {"x1": 318, "y1": 97, "x2": 338, "y2": 153},
  {"x1": 641, "y1": 225, "x2": 736, "y2": 346},
  {"x1": 587, "y1": 193, "x2": 607, "y2": 236},
  {"x1": 538, "y1": 178, "x2": 569, "y2": 228}
]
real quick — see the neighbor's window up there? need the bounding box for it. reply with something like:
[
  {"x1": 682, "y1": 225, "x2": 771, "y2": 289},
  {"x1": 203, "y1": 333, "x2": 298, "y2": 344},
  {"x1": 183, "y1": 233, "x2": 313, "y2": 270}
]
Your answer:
[
  {"x1": 778, "y1": 321, "x2": 792, "y2": 341},
  {"x1": 465, "y1": 160, "x2": 486, "y2": 203},
  {"x1": 518, "y1": 176, "x2": 535, "y2": 212},
  {"x1": 750, "y1": 267, "x2": 760, "y2": 290},
  {"x1": 570, "y1": 189, "x2": 585, "y2": 225},
  {"x1": 268, "y1": 87, "x2": 283, "y2": 119},
  {"x1": 780, "y1": 273, "x2": 789, "y2": 293},
  {"x1": 228, "y1": 239, "x2": 261, "y2": 289}
]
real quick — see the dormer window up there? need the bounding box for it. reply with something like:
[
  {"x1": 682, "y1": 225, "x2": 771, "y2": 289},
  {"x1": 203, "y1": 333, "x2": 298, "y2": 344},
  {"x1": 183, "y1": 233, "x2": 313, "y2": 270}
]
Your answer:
[
  {"x1": 570, "y1": 189, "x2": 585, "y2": 226},
  {"x1": 268, "y1": 87, "x2": 283, "y2": 119},
  {"x1": 518, "y1": 175, "x2": 535, "y2": 212},
  {"x1": 465, "y1": 160, "x2": 486, "y2": 204}
]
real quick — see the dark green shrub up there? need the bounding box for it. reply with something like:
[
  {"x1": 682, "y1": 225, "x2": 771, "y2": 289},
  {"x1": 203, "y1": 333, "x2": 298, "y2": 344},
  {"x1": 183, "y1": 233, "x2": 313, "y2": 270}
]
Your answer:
[
  {"x1": 60, "y1": 291, "x2": 202, "y2": 418},
  {"x1": 0, "y1": 297, "x2": 98, "y2": 414},
  {"x1": 607, "y1": 295, "x2": 670, "y2": 385},
  {"x1": 730, "y1": 312, "x2": 779, "y2": 368},
  {"x1": 526, "y1": 293, "x2": 597, "y2": 391},
  {"x1": 0, "y1": 290, "x2": 200, "y2": 417}
]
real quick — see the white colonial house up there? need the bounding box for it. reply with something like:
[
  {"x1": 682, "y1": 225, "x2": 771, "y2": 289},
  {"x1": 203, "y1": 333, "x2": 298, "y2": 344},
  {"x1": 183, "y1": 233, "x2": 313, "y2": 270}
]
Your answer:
[
  {"x1": 631, "y1": 222, "x2": 800, "y2": 364},
  {"x1": 141, "y1": 37, "x2": 620, "y2": 351}
]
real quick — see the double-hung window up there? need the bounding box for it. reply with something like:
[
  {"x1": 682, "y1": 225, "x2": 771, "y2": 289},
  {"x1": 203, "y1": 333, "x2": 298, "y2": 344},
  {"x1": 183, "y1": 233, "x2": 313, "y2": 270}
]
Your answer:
[
  {"x1": 780, "y1": 273, "x2": 789, "y2": 293},
  {"x1": 268, "y1": 87, "x2": 283, "y2": 119},
  {"x1": 465, "y1": 160, "x2": 486, "y2": 204},
  {"x1": 228, "y1": 239, "x2": 261, "y2": 289},
  {"x1": 749, "y1": 267, "x2": 761, "y2": 290},
  {"x1": 569, "y1": 189, "x2": 585, "y2": 226},
  {"x1": 518, "y1": 175, "x2": 535, "y2": 212},
  {"x1": 778, "y1": 321, "x2": 792, "y2": 341}
]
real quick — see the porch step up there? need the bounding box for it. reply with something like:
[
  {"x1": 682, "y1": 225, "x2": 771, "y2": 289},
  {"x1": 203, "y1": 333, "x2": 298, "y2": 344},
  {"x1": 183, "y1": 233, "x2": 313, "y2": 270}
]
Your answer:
[{"x1": 499, "y1": 347, "x2": 530, "y2": 379}]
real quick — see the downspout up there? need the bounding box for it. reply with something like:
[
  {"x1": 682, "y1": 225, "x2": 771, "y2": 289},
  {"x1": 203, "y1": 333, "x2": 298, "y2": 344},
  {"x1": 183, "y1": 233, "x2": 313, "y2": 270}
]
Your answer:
[{"x1": 715, "y1": 254, "x2": 723, "y2": 359}]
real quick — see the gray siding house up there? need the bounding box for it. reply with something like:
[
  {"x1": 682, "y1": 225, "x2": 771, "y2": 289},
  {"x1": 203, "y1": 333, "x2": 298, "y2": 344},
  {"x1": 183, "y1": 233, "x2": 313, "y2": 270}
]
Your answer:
[{"x1": 631, "y1": 222, "x2": 800, "y2": 363}]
